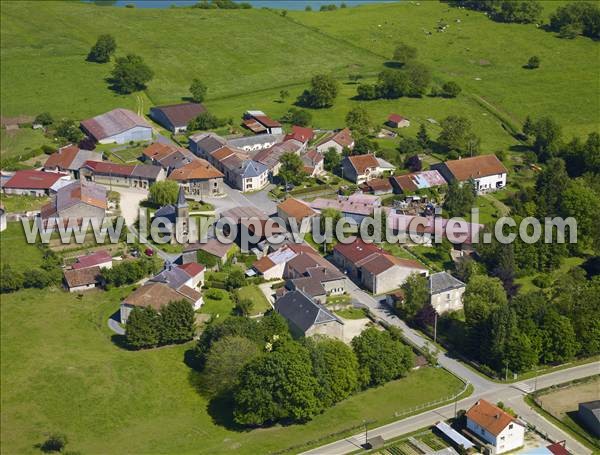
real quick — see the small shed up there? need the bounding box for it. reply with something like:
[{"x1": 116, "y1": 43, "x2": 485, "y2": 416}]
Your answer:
[{"x1": 388, "y1": 113, "x2": 410, "y2": 128}]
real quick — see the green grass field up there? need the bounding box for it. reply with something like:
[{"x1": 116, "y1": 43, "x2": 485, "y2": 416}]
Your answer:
[
  {"x1": 1, "y1": 285, "x2": 465, "y2": 455},
  {"x1": 0, "y1": 194, "x2": 50, "y2": 214},
  {"x1": 0, "y1": 222, "x2": 45, "y2": 273},
  {"x1": 237, "y1": 284, "x2": 271, "y2": 315},
  {"x1": 0, "y1": 128, "x2": 53, "y2": 162}
]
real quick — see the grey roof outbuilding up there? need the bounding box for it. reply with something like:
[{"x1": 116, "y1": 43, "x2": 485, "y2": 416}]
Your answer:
[
  {"x1": 429, "y1": 272, "x2": 465, "y2": 295},
  {"x1": 275, "y1": 290, "x2": 342, "y2": 333}
]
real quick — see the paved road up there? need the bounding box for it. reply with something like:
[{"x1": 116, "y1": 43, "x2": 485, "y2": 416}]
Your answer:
[{"x1": 302, "y1": 362, "x2": 600, "y2": 455}]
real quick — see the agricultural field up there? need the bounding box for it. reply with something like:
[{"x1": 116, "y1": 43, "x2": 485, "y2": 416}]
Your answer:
[{"x1": 0, "y1": 127, "x2": 53, "y2": 163}]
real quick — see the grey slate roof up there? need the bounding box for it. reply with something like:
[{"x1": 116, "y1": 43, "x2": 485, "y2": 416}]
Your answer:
[
  {"x1": 275, "y1": 290, "x2": 342, "y2": 333},
  {"x1": 149, "y1": 266, "x2": 190, "y2": 291},
  {"x1": 131, "y1": 164, "x2": 163, "y2": 180},
  {"x1": 429, "y1": 272, "x2": 465, "y2": 295},
  {"x1": 69, "y1": 149, "x2": 103, "y2": 171},
  {"x1": 240, "y1": 160, "x2": 268, "y2": 178},
  {"x1": 189, "y1": 133, "x2": 227, "y2": 154}
]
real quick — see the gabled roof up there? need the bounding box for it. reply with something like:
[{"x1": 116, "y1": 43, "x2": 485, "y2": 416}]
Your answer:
[
  {"x1": 252, "y1": 114, "x2": 281, "y2": 128},
  {"x1": 334, "y1": 239, "x2": 426, "y2": 274},
  {"x1": 81, "y1": 108, "x2": 151, "y2": 141},
  {"x1": 72, "y1": 250, "x2": 112, "y2": 270},
  {"x1": 466, "y1": 399, "x2": 521, "y2": 436},
  {"x1": 150, "y1": 266, "x2": 191, "y2": 290},
  {"x1": 285, "y1": 125, "x2": 314, "y2": 144},
  {"x1": 55, "y1": 181, "x2": 107, "y2": 212},
  {"x1": 131, "y1": 164, "x2": 164, "y2": 180},
  {"x1": 3, "y1": 170, "x2": 65, "y2": 190},
  {"x1": 278, "y1": 197, "x2": 316, "y2": 220},
  {"x1": 189, "y1": 133, "x2": 227, "y2": 153},
  {"x1": 253, "y1": 256, "x2": 276, "y2": 273},
  {"x1": 178, "y1": 262, "x2": 205, "y2": 278},
  {"x1": 151, "y1": 102, "x2": 206, "y2": 127},
  {"x1": 289, "y1": 276, "x2": 326, "y2": 298},
  {"x1": 184, "y1": 238, "x2": 232, "y2": 259},
  {"x1": 63, "y1": 266, "x2": 102, "y2": 288},
  {"x1": 240, "y1": 160, "x2": 268, "y2": 179},
  {"x1": 346, "y1": 154, "x2": 380, "y2": 175},
  {"x1": 81, "y1": 160, "x2": 134, "y2": 177},
  {"x1": 364, "y1": 178, "x2": 393, "y2": 193},
  {"x1": 123, "y1": 282, "x2": 195, "y2": 310},
  {"x1": 228, "y1": 133, "x2": 283, "y2": 150},
  {"x1": 392, "y1": 170, "x2": 447, "y2": 192},
  {"x1": 142, "y1": 142, "x2": 180, "y2": 162},
  {"x1": 444, "y1": 154, "x2": 508, "y2": 181},
  {"x1": 388, "y1": 113, "x2": 407, "y2": 123},
  {"x1": 429, "y1": 271, "x2": 465, "y2": 295},
  {"x1": 168, "y1": 159, "x2": 223, "y2": 181},
  {"x1": 275, "y1": 290, "x2": 341, "y2": 332},
  {"x1": 44, "y1": 145, "x2": 79, "y2": 170},
  {"x1": 319, "y1": 128, "x2": 354, "y2": 148}
]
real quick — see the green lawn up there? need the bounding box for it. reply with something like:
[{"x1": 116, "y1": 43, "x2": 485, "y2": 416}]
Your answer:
[
  {"x1": 200, "y1": 287, "x2": 235, "y2": 319},
  {"x1": 0, "y1": 222, "x2": 44, "y2": 273},
  {"x1": 335, "y1": 307, "x2": 368, "y2": 320},
  {"x1": 0, "y1": 127, "x2": 53, "y2": 162},
  {"x1": 237, "y1": 284, "x2": 271, "y2": 315},
  {"x1": 326, "y1": 293, "x2": 351, "y2": 305},
  {"x1": 289, "y1": 1, "x2": 600, "y2": 139},
  {"x1": 516, "y1": 256, "x2": 585, "y2": 294},
  {"x1": 0, "y1": 286, "x2": 465, "y2": 454},
  {"x1": 0, "y1": 194, "x2": 49, "y2": 214}
]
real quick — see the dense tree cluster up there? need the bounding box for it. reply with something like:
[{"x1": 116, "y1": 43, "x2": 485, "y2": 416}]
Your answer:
[
  {"x1": 149, "y1": 180, "x2": 180, "y2": 207},
  {"x1": 87, "y1": 34, "x2": 117, "y2": 63},
  {"x1": 297, "y1": 74, "x2": 339, "y2": 108},
  {"x1": 279, "y1": 152, "x2": 306, "y2": 186},
  {"x1": 192, "y1": 0, "x2": 252, "y2": 9},
  {"x1": 446, "y1": 1, "x2": 543, "y2": 24},
  {"x1": 443, "y1": 179, "x2": 476, "y2": 217},
  {"x1": 101, "y1": 257, "x2": 161, "y2": 288},
  {"x1": 280, "y1": 107, "x2": 312, "y2": 127},
  {"x1": 437, "y1": 115, "x2": 480, "y2": 156},
  {"x1": 55, "y1": 119, "x2": 84, "y2": 145},
  {"x1": 345, "y1": 106, "x2": 372, "y2": 136},
  {"x1": 126, "y1": 299, "x2": 195, "y2": 349},
  {"x1": 356, "y1": 64, "x2": 432, "y2": 100},
  {"x1": 187, "y1": 112, "x2": 228, "y2": 131},
  {"x1": 549, "y1": 2, "x2": 600, "y2": 40},
  {"x1": 1, "y1": 248, "x2": 62, "y2": 293},
  {"x1": 194, "y1": 314, "x2": 414, "y2": 426},
  {"x1": 110, "y1": 54, "x2": 153, "y2": 94}
]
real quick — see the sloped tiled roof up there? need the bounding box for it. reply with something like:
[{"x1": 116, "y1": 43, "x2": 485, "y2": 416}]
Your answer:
[
  {"x1": 3, "y1": 170, "x2": 65, "y2": 190},
  {"x1": 346, "y1": 154, "x2": 379, "y2": 175},
  {"x1": 429, "y1": 271, "x2": 465, "y2": 295},
  {"x1": 275, "y1": 290, "x2": 341, "y2": 332},
  {"x1": 168, "y1": 159, "x2": 223, "y2": 181},
  {"x1": 151, "y1": 103, "x2": 206, "y2": 127},
  {"x1": 466, "y1": 399, "x2": 520, "y2": 436},
  {"x1": 444, "y1": 155, "x2": 508, "y2": 181},
  {"x1": 278, "y1": 197, "x2": 316, "y2": 220},
  {"x1": 285, "y1": 125, "x2": 314, "y2": 144},
  {"x1": 55, "y1": 181, "x2": 107, "y2": 212},
  {"x1": 72, "y1": 250, "x2": 112, "y2": 270},
  {"x1": 63, "y1": 266, "x2": 102, "y2": 288},
  {"x1": 392, "y1": 170, "x2": 447, "y2": 192}
]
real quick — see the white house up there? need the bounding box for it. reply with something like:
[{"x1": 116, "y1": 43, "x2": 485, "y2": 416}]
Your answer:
[
  {"x1": 466, "y1": 399, "x2": 525, "y2": 454},
  {"x1": 316, "y1": 128, "x2": 354, "y2": 154},
  {"x1": 429, "y1": 271, "x2": 465, "y2": 314},
  {"x1": 341, "y1": 154, "x2": 396, "y2": 184},
  {"x1": 433, "y1": 155, "x2": 507, "y2": 194}
]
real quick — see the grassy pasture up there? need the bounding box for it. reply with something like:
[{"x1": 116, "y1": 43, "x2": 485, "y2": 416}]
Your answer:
[{"x1": 289, "y1": 1, "x2": 600, "y2": 139}]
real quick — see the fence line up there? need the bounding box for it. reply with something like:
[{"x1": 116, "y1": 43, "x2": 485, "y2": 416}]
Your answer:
[{"x1": 393, "y1": 381, "x2": 470, "y2": 419}]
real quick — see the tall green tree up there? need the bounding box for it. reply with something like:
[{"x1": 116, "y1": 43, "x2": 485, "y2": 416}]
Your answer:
[
  {"x1": 443, "y1": 179, "x2": 476, "y2": 217},
  {"x1": 55, "y1": 120, "x2": 84, "y2": 144},
  {"x1": 126, "y1": 307, "x2": 161, "y2": 349},
  {"x1": 189, "y1": 78, "x2": 208, "y2": 103},
  {"x1": 323, "y1": 147, "x2": 341, "y2": 172},
  {"x1": 110, "y1": 54, "x2": 154, "y2": 94},
  {"x1": 279, "y1": 152, "x2": 306, "y2": 186},
  {"x1": 539, "y1": 310, "x2": 579, "y2": 364},
  {"x1": 535, "y1": 157, "x2": 568, "y2": 217},
  {"x1": 405, "y1": 62, "x2": 432, "y2": 96},
  {"x1": 307, "y1": 338, "x2": 359, "y2": 407},
  {"x1": 87, "y1": 34, "x2": 117, "y2": 63},
  {"x1": 149, "y1": 180, "x2": 180, "y2": 207},
  {"x1": 345, "y1": 106, "x2": 372, "y2": 136},
  {"x1": 160, "y1": 300, "x2": 195, "y2": 344},
  {"x1": 527, "y1": 117, "x2": 562, "y2": 161},
  {"x1": 233, "y1": 342, "x2": 322, "y2": 425},
  {"x1": 398, "y1": 273, "x2": 429, "y2": 320},
  {"x1": 392, "y1": 42, "x2": 417, "y2": 65},
  {"x1": 417, "y1": 123, "x2": 430, "y2": 149},
  {"x1": 351, "y1": 327, "x2": 413, "y2": 388},
  {"x1": 297, "y1": 74, "x2": 339, "y2": 108},
  {"x1": 438, "y1": 116, "x2": 479, "y2": 154}
]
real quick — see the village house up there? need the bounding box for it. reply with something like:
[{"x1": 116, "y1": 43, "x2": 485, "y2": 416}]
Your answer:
[
  {"x1": 227, "y1": 133, "x2": 284, "y2": 153},
  {"x1": 390, "y1": 170, "x2": 447, "y2": 194},
  {"x1": 316, "y1": 128, "x2": 354, "y2": 154},
  {"x1": 251, "y1": 243, "x2": 314, "y2": 280},
  {"x1": 227, "y1": 158, "x2": 270, "y2": 192},
  {"x1": 141, "y1": 142, "x2": 196, "y2": 171},
  {"x1": 275, "y1": 290, "x2": 344, "y2": 339},
  {"x1": 120, "y1": 263, "x2": 204, "y2": 324},
  {"x1": 277, "y1": 197, "x2": 317, "y2": 232},
  {"x1": 285, "y1": 125, "x2": 314, "y2": 146},
  {"x1": 2, "y1": 170, "x2": 71, "y2": 197},
  {"x1": 242, "y1": 110, "x2": 283, "y2": 135},
  {"x1": 286, "y1": 265, "x2": 346, "y2": 304},
  {"x1": 301, "y1": 149, "x2": 325, "y2": 177},
  {"x1": 79, "y1": 161, "x2": 165, "y2": 189},
  {"x1": 429, "y1": 271, "x2": 465, "y2": 314},
  {"x1": 310, "y1": 193, "x2": 381, "y2": 223},
  {"x1": 360, "y1": 177, "x2": 393, "y2": 195},
  {"x1": 180, "y1": 238, "x2": 234, "y2": 267},
  {"x1": 71, "y1": 250, "x2": 113, "y2": 270},
  {"x1": 168, "y1": 159, "x2": 224, "y2": 198},
  {"x1": 432, "y1": 154, "x2": 507, "y2": 194},
  {"x1": 63, "y1": 266, "x2": 103, "y2": 293},
  {"x1": 43, "y1": 144, "x2": 103, "y2": 179},
  {"x1": 465, "y1": 399, "x2": 525, "y2": 454},
  {"x1": 221, "y1": 206, "x2": 287, "y2": 253},
  {"x1": 80, "y1": 108, "x2": 153, "y2": 144},
  {"x1": 39, "y1": 180, "x2": 107, "y2": 224},
  {"x1": 387, "y1": 113, "x2": 410, "y2": 128},
  {"x1": 342, "y1": 154, "x2": 396, "y2": 184},
  {"x1": 254, "y1": 139, "x2": 304, "y2": 178},
  {"x1": 188, "y1": 132, "x2": 227, "y2": 157},
  {"x1": 149, "y1": 102, "x2": 206, "y2": 133},
  {"x1": 333, "y1": 238, "x2": 428, "y2": 295}
]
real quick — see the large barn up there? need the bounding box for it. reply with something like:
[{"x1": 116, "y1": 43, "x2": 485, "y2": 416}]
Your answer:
[{"x1": 81, "y1": 108, "x2": 153, "y2": 144}]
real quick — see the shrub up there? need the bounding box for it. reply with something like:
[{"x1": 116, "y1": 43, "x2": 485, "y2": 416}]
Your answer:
[
  {"x1": 205, "y1": 288, "x2": 224, "y2": 300},
  {"x1": 41, "y1": 433, "x2": 68, "y2": 452}
]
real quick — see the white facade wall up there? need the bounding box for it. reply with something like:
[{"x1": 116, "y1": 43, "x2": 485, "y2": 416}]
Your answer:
[
  {"x1": 261, "y1": 262, "x2": 286, "y2": 280},
  {"x1": 431, "y1": 287, "x2": 465, "y2": 314},
  {"x1": 68, "y1": 283, "x2": 97, "y2": 293},
  {"x1": 3, "y1": 188, "x2": 48, "y2": 197},
  {"x1": 466, "y1": 418, "x2": 524, "y2": 455},
  {"x1": 98, "y1": 126, "x2": 153, "y2": 145},
  {"x1": 474, "y1": 173, "x2": 507, "y2": 194},
  {"x1": 316, "y1": 140, "x2": 343, "y2": 155}
]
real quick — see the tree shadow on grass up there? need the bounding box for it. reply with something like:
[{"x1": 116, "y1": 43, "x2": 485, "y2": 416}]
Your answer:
[
  {"x1": 110, "y1": 334, "x2": 130, "y2": 349},
  {"x1": 509, "y1": 144, "x2": 530, "y2": 153},
  {"x1": 383, "y1": 61, "x2": 403, "y2": 69}
]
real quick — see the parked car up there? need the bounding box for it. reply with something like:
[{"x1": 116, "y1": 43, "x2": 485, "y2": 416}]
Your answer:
[{"x1": 145, "y1": 248, "x2": 154, "y2": 256}]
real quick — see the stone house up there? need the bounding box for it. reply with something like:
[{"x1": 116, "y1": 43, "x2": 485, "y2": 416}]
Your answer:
[
  {"x1": 43, "y1": 144, "x2": 103, "y2": 179},
  {"x1": 429, "y1": 271, "x2": 465, "y2": 314},
  {"x1": 168, "y1": 159, "x2": 224, "y2": 198},
  {"x1": 79, "y1": 161, "x2": 165, "y2": 189},
  {"x1": 315, "y1": 128, "x2": 354, "y2": 154}
]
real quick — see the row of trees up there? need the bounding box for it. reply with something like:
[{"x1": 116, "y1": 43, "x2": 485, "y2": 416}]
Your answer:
[
  {"x1": 126, "y1": 300, "x2": 196, "y2": 349},
  {"x1": 446, "y1": 1, "x2": 542, "y2": 24},
  {"x1": 357, "y1": 65, "x2": 432, "y2": 100},
  {"x1": 101, "y1": 256, "x2": 161, "y2": 288},
  {"x1": 549, "y1": 1, "x2": 600, "y2": 40},
  {"x1": 0, "y1": 249, "x2": 62, "y2": 293},
  {"x1": 195, "y1": 314, "x2": 414, "y2": 426}
]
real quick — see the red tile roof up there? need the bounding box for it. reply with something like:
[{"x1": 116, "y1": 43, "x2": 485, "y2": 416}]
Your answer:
[
  {"x1": 253, "y1": 115, "x2": 281, "y2": 128},
  {"x1": 3, "y1": 170, "x2": 65, "y2": 189},
  {"x1": 332, "y1": 128, "x2": 354, "y2": 147},
  {"x1": 466, "y1": 399, "x2": 518, "y2": 436},
  {"x1": 82, "y1": 160, "x2": 135, "y2": 177},
  {"x1": 388, "y1": 113, "x2": 407, "y2": 123},
  {"x1": 347, "y1": 154, "x2": 379, "y2": 175},
  {"x1": 285, "y1": 125, "x2": 314, "y2": 144},
  {"x1": 334, "y1": 239, "x2": 426, "y2": 274},
  {"x1": 278, "y1": 197, "x2": 316, "y2": 220},
  {"x1": 72, "y1": 250, "x2": 112, "y2": 270},
  {"x1": 44, "y1": 145, "x2": 79, "y2": 170},
  {"x1": 178, "y1": 262, "x2": 205, "y2": 277},
  {"x1": 253, "y1": 256, "x2": 276, "y2": 273},
  {"x1": 142, "y1": 142, "x2": 178, "y2": 161},
  {"x1": 63, "y1": 266, "x2": 102, "y2": 288},
  {"x1": 168, "y1": 159, "x2": 224, "y2": 181},
  {"x1": 444, "y1": 154, "x2": 508, "y2": 181}
]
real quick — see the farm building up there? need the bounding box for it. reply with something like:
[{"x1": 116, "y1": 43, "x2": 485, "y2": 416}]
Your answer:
[
  {"x1": 43, "y1": 144, "x2": 103, "y2": 179},
  {"x1": 2, "y1": 170, "x2": 71, "y2": 197},
  {"x1": 80, "y1": 161, "x2": 165, "y2": 189},
  {"x1": 71, "y1": 250, "x2": 113, "y2": 270},
  {"x1": 63, "y1": 266, "x2": 103, "y2": 293},
  {"x1": 391, "y1": 170, "x2": 447, "y2": 194},
  {"x1": 149, "y1": 102, "x2": 206, "y2": 133},
  {"x1": 39, "y1": 180, "x2": 107, "y2": 223},
  {"x1": 242, "y1": 110, "x2": 283, "y2": 135},
  {"x1": 80, "y1": 108, "x2": 152, "y2": 144},
  {"x1": 387, "y1": 113, "x2": 410, "y2": 128},
  {"x1": 168, "y1": 158, "x2": 224, "y2": 198}
]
